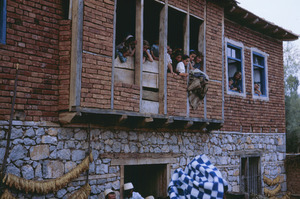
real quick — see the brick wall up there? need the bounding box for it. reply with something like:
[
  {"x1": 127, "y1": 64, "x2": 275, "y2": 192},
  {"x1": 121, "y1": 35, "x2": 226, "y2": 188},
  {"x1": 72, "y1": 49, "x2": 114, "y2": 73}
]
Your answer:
[
  {"x1": 205, "y1": 2, "x2": 223, "y2": 121},
  {"x1": 114, "y1": 83, "x2": 140, "y2": 112},
  {"x1": 58, "y1": 20, "x2": 71, "y2": 111},
  {"x1": 167, "y1": 74, "x2": 187, "y2": 117},
  {"x1": 80, "y1": 0, "x2": 114, "y2": 109},
  {"x1": 190, "y1": 0, "x2": 205, "y2": 19},
  {"x1": 0, "y1": 0, "x2": 64, "y2": 122},
  {"x1": 223, "y1": 19, "x2": 285, "y2": 133}
]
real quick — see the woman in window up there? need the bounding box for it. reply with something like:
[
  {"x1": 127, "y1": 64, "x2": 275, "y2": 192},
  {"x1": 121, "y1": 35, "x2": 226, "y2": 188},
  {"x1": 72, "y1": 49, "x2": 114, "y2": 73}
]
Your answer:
[{"x1": 229, "y1": 71, "x2": 242, "y2": 92}]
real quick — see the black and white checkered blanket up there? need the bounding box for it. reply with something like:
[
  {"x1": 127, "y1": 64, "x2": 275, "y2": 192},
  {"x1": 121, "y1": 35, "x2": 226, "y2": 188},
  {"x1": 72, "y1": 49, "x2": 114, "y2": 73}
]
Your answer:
[{"x1": 168, "y1": 155, "x2": 228, "y2": 199}]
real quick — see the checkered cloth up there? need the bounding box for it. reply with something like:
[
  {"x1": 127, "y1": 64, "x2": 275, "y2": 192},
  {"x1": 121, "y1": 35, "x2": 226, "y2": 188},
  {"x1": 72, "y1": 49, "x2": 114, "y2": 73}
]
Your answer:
[{"x1": 168, "y1": 155, "x2": 228, "y2": 199}]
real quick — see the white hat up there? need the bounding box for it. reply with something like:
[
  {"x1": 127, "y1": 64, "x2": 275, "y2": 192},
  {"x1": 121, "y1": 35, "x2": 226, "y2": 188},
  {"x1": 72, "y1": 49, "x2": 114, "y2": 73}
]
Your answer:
[
  {"x1": 104, "y1": 189, "x2": 115, "y2": 196},
  {"x1": 125, "y1": 35, "x2": 134, "y2": 41},
  {"x1": 145, "y1": 196, "x2": 155, "y2": 199},
  {"x1": 124, "y1": 182, "x2": 134, "y2": 190}
]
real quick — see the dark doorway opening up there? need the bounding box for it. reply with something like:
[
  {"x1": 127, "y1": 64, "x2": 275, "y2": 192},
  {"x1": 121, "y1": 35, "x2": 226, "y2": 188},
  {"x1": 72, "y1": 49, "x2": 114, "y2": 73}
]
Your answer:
[{"x1": 124, "y1": 164, "x2": 167, "y2": 198}]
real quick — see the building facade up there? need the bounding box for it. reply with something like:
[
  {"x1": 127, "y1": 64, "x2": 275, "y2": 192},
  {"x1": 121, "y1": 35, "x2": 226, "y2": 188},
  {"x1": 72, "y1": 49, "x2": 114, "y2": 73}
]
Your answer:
[{"x1": 0, "y1": 0, "x2": 298, "y2": 198}]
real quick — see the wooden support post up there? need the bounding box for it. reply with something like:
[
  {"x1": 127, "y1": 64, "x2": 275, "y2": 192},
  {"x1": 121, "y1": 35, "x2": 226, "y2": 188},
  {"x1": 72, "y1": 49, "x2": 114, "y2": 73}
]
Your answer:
[
  {"x1": 158, "y1": 2, "x2": 168, "y2": 114},
  {"x1": 120, "y1": 165, "x2": 124, "y2": 199},
  {"x1": 135, "y1": 0, "x2": 143, "y2": 86},
  {"x1": 69, "y1": 0, "x2": 83, "y2": 110}
]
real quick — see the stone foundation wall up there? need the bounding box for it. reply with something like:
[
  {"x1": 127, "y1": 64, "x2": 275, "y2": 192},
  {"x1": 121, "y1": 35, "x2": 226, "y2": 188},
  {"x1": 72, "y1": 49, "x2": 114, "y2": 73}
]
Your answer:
[{"x1": 0, "y1": 121, "x2": 286, "y2": 198}]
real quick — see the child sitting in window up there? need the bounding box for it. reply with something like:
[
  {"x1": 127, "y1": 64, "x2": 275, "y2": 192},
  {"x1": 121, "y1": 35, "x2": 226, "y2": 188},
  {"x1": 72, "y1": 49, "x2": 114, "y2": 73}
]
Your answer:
[
  {"x1": 167, "y1": 45, "x2": 175, "y2": 75},
  {"x1": 176, "y1": 54, "x2": 190, "y2": 77},
  {"x1": 192, "y1": 51, "x2": 203, "y2": 71},
  {"x1": 254, "y1": 83, "x2": 262, "y2": 96},
  {"x1": 143, "y1": 40, "x2": 154, "y2": 63},
  {"x1": 117, "y1": 46, "x2": 130, "y2": 63},
  {"x1": 172, "y1": 50, "x2": 183, "y2": 75},
  {"x1": 150, "y1": 40, "x2": 159, "y2": 61}
]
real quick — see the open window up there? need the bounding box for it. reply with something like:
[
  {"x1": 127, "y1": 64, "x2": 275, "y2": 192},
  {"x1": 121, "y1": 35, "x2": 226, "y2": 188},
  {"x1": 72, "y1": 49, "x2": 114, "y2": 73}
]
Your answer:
[
  {"x1": 168, "y1": 7, "x2": 185, "y2": 51},
  {"x1": 124, "y1": 164, "x2": 168, "y2": 198},
  {"x1": 189, "y1": 15, "x2": 203, "y2": 52},
  {"x1": 226, "y1": 39, "x2": 245, "y2": 96},
  {"x1": 252, "y1": 50, "x2": 268, "y2": 99},
  {"x1": 0, "y1": 0, "x2": 7, "y2": 44},
  {"x1": 140, "y1": 0, "x2": 163, "y2": 114},
  {"x1": 241, "y1": 156, "x2": 261, "y2": 197},
  {"x1": 114, "y1": 0, "x2": 136, "y2": 85}
]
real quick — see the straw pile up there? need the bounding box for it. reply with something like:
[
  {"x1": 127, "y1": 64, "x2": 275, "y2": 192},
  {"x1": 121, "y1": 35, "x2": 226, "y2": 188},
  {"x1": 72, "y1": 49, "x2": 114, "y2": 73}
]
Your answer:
[{"x1": 68, "y1": 183, "x2": 91, "y2": 199}]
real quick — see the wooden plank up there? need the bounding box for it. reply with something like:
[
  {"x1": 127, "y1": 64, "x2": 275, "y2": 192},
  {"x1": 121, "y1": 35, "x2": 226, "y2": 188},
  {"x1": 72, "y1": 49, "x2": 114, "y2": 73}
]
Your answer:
[
  {"x1": 111, "y1": 157, "x2": 177, "y2": 165},
  {"x1": 69, "y1": 0, "x2": 83, "y2": 110},
  {"x1": 158, "y1": 2, "x2": 168, "y2": 114},
  {"x1": 143, "y1": 60, "x2": 159, "y2": 73},
  {"x1": 142, "y1": 72, "x2": 158, "y2": 88},
  {"x1": 114, "y1": 68, "x2": 134, "y2": 84},
  {"x1": 114, "y1": 56, "x2": 135, "y2": 70},
  {"x1": 59, "y1": 112, "x2": 77, "y2": 124},
  {"x1": 141, "y1": 100, "x2": 159, "y2": 114},
  {"x1": 142, "y1": 90, "x2": 159, "y2": 101}
]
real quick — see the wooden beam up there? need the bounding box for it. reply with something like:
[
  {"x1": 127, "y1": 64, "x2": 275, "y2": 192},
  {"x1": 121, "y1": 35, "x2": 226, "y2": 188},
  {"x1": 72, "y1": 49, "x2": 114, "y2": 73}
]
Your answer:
[
  {"x1": 273, "y1": 28, "x2": 278, "y2": 33},
  {"x1": 118, "y1": 115, "x2": 128, "y2": 124},
  {"x1": 282, "y1": 32, "x2": 288, "y2": 37},
  {"x1": 164, "y1": 117, "x2": 174, "y2": 126},
  {"x1": 263, "y1": 24, "x2": 269, "y2": 29},
  {"x1": 243, "y1": 13, "x2": 248, "y2": 19},
  {"x1": 59, "y1": 112, "x2": 77, "y2": 124},
  {"x1": 158, "y1": 2, "x2": 168, "y2": 114},
  {"x1": 69, "y1": 0, "x2": 83, "y2": 110},
  {"x1": 252, "y1": 18, "x2": 259, "y2": 24},
  {"x1": 136, "y1": 0, "x2": 144, "y2": 113},
  {"x1": 229, "y1": 6, "x2": 236, "y2": 13},
  {"x1": 184, "y1": 121, "x2": 194, "y2": 129},
  {"x1": 135, "y1": 0, "x2": 143, "y2": 86}
]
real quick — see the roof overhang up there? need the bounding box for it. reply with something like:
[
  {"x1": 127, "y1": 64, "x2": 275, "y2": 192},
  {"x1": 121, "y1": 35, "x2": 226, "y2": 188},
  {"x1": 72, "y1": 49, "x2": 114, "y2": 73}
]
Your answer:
[{"x1": 224, "y1": 4, "x2": 299, "y2": 41}]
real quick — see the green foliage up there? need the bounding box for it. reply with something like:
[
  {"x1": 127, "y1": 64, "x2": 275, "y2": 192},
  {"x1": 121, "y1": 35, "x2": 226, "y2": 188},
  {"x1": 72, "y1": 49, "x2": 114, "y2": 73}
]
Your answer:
[
  {"x1": 284, "y1": 42, "x2": 300, "y2": 153},
  {"x1": 283, "y1": 42, "x2": 300, "y2": 82}
]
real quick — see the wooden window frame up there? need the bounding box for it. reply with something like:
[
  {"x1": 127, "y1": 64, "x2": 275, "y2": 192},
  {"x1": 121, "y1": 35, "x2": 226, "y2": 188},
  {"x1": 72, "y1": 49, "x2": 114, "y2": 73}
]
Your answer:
[
  {"x1": 251, "y1": 49, "x2": 269, "y2": 101},
  {"x1": 0, "y1": 0, "x2": 7, "y2": 44},
  {"x1": 225, "y1": 38, "x2": 246, "y2": 97}
]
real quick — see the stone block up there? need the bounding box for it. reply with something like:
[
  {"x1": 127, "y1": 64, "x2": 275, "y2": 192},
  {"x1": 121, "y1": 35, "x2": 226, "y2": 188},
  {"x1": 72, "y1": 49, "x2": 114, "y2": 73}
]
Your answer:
[
  {"x1": 43, "y1": 160, "x2": 64, "y2": 178},
  {"x1": 30, "y1": 145, "x2": 50, "y2": 160},
  {"x1": 10, "y1": 145, "x2": 27, "y2": 161}
]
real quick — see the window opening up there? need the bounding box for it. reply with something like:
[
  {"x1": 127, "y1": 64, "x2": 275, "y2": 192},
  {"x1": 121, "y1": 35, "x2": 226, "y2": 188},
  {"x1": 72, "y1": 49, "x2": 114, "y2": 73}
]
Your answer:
[
  {"x1": 168, "y1": 7, "x2": 185, "y2": 51},
  {"x1": 189, "y1": 16, "x2": 203, "y2": 52},
  {"x1": 62, "y1": 0, "x2": 71, "y2": 20},
  {"x1": 227, "y1": 44, "x2": 243, "y2": 93},
  {"x1": 114, "y1": 0, "x2": 136, "y2": 85},
  {"x1": 253, "y1": 53, "x2": 266, "y2": 96},
  {"x1": 0, "y1": 0, "x2": 7, "y2": 44},
  {"x1": 124, "y1": 164, "x2": 167, "y2": 198},
  {"x1": 144, "y1": 0, "x2": 161, "y2": 48},
  {"x1": 116, "y1": 0, "x2": 136, "y2": 46},
  {"x1": 241, "y1": 157, "x2": 261, "y2": 196}
]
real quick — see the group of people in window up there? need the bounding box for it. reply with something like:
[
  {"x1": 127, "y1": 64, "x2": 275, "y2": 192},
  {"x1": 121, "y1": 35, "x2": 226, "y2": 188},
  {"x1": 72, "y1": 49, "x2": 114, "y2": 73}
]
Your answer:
[
  {"x1": 115, "y1": 35, "x2": 205, "y2": 77},
  {"x1": 228, "y1": 71, "x2": 262, "y2": 96}
]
